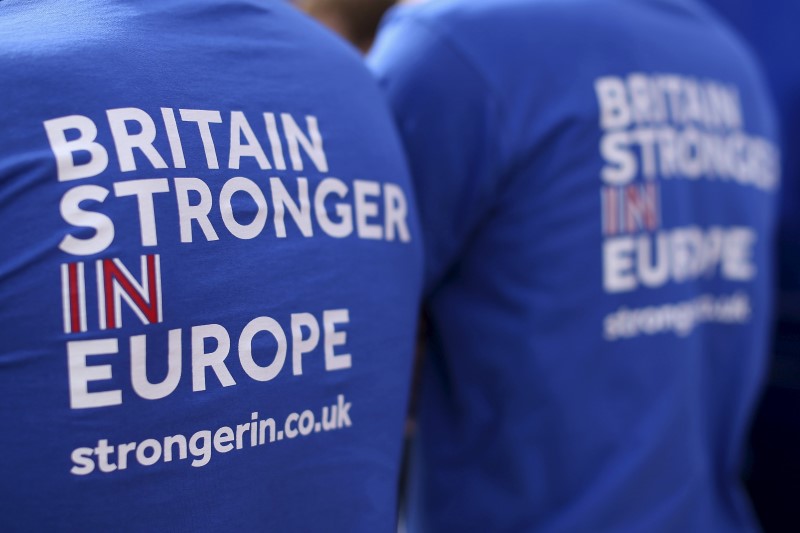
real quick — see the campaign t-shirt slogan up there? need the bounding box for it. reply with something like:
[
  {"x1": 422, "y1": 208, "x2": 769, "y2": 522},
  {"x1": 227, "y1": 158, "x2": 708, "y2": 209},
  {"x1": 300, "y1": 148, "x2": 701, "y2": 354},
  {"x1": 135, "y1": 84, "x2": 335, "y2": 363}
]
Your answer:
[
  {"x1": 45, "y1": 107, "x2": 414, "y2": 473},
  {"x1": 594, "y1": 74, "x2": 779, "y2": 340}
]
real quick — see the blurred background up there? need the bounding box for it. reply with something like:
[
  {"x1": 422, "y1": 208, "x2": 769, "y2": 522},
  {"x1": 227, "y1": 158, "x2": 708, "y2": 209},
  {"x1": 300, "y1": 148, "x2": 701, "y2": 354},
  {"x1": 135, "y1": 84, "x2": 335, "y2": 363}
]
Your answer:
[
  {"x1": 294, "y1": 0, "x2": 396, "y2": 52},
  {"x1": 298, "y1": 0, "x2": 800, "y2": 530}
]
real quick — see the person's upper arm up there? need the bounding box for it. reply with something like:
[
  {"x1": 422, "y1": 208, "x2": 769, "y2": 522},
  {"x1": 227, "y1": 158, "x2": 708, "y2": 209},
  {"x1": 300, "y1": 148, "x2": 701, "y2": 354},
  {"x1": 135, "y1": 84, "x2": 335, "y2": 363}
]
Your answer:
[{"x1": 368, "y1": 14, "x2": 507, "y2": 293}]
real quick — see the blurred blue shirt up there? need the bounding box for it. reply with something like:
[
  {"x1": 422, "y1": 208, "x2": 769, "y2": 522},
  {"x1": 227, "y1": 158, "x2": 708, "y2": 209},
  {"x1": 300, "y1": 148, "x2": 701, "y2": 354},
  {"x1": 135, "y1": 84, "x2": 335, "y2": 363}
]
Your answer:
[{"x1": 370, "y1": 0, "x2": 780, "y2": 530}]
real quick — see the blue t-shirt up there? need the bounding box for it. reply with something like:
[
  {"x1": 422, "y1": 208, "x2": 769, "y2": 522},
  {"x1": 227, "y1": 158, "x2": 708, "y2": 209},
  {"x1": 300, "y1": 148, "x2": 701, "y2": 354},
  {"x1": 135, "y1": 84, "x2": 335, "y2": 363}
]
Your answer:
[
  {"x1": 0, "y1": 1, "x2": 422, "y2": 530},
  {"x1": 702, "y1": 0, "x2": 800, "y2": 362},
  {"x1": 703, "y1": 0, "x2": 800, "y2": 250},
  {"x1": 369, "y1": 0, "x2": 779, "y2": 531}
]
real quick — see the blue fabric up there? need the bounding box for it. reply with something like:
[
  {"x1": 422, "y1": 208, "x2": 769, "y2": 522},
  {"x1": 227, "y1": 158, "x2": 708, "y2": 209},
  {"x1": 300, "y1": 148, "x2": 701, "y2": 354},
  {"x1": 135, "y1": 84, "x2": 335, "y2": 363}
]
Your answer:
[
  {"x1": 703, "y1": 0, "x2": 800, "y2": 332},
  {"x1": 369, "y1": 0, "x2": 780, "y2": 531},
  {"x1": 701, "y1": 1, "x2": 800, "y2": 530},
  {"x1": 0, "y1": 1, "x2": 422, "y2": 530},
  {"x1": 703, "y1": 0, "x2": 800, "y2": 248}
]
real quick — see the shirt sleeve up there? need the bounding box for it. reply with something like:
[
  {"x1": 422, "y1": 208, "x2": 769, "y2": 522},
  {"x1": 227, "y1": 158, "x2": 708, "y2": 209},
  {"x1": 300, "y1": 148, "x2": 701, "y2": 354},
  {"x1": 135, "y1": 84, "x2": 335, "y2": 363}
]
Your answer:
[{"x1": 368, "y1": 13, "x2": 508, "y2": 294}]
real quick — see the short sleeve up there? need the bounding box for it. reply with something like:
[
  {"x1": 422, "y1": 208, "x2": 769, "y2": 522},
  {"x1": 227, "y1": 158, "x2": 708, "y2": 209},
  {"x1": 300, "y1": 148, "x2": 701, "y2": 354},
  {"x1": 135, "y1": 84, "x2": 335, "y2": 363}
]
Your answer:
[{"x1": 368, "y1": 13, "x2": 506, "y2": 294}]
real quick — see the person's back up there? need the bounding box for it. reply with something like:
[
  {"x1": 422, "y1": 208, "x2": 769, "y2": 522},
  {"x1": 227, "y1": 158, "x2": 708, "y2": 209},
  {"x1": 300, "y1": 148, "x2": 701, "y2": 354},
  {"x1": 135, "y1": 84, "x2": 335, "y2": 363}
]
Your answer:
[
  {"x1": 0, "y1": 0, "x2": 422, "y2": 530},
  {"x1": 369, "y1": 0, "x2": 779, "y2": 530}
]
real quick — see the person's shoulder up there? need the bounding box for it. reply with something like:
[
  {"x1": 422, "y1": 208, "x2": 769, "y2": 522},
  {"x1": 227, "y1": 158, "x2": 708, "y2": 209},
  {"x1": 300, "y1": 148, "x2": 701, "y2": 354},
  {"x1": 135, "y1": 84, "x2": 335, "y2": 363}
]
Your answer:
[
  {"x1": 689, "y1": 0, "x2": 777, "y2": 109},
  {"x1": 0, "y1": 0, "x2": 361, "y2": 62},
  {"x1": 269, "y1": 1, "x2": 375, "y2": 71},
  {"x1": 0, "y1": 0, "x2": 376, "y2": 88},
  {"x1": 386, "y1": 0, "x2": 606, "y2": 37},
  {"x1": 0, "y1": 0, "x2": 120, "y2": 59},
  {"x1": 390, "y1": 0, "x2": 583, "y2": 23},
  {"x1": 699, "y1": 5, "x2": 770, "y2": 79},
  {"x1": 377, "y1": 0, "x2": 624, "y2": 77}
]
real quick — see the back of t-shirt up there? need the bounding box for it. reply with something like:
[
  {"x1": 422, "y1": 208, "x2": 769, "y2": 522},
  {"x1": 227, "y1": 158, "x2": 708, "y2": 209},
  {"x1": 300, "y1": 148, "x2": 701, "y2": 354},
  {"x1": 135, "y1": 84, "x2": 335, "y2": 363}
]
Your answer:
[
  {"x1": 369, "y1": 0, "x2": 778, "y2": 531},
  {"x1": 0, "y1": 1, "x2": 422, "y2": 530}
]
